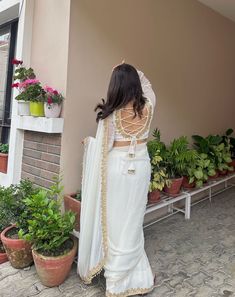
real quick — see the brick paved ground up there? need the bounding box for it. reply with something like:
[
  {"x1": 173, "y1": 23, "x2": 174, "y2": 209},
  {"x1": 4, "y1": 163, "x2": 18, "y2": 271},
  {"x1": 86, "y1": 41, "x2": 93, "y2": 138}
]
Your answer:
[{"x1": 0, "y1": 187, "x2": 235, "y2": 297}]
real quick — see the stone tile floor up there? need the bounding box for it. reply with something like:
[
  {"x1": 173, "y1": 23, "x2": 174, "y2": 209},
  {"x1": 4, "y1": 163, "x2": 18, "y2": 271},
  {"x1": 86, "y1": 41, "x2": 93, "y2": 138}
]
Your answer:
[{"x1": 0, "y1": 187, "x2": 235, "y2": 297}]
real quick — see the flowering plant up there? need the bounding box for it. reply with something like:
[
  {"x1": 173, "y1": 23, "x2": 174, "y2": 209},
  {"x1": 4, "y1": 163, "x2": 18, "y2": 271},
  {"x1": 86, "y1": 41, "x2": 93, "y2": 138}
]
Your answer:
[
  {"x1": 43, "y1": 85, "x2": 64, "y2": 107},
  {"x1": 11, "y1": 59, "x2": 45, "y2": 102},
  {"x1": 12, "y1": 59, "x2": 35, "y2": 82}
]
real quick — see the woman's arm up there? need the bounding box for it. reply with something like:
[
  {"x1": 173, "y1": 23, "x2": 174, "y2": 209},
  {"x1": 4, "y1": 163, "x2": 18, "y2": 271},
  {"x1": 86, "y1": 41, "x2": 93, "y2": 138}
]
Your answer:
[{"x1": 137, "y1": 70, "x2": 156, "y2": 108}]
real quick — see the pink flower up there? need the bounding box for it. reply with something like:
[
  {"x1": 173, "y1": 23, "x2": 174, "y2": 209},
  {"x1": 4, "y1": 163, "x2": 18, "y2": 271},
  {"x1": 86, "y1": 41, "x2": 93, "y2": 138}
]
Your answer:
[
  {"x1": 24, "y1": 79, "x2": 39, "y2": 85},
  {"x1": 11, "y1": 83, "x2": 19, "y2": 88},
  {"x1": 47, "y1": 97, "x2": 53, "y2": 104},
  {"x1": 12, "y1": 58, "x2": 23, "y2": 65},
  {"x1": 53, "y1": 90, "x2": 58, "y2": 95},
  {"x1": 44, "y1": 86, "x2": 54, "y2": 93}
]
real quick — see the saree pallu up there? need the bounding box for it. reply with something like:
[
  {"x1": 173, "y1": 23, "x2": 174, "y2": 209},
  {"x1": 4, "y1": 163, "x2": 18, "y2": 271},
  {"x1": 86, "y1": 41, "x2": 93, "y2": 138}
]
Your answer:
[{"x1": 78, "y1": 118, "x2": 154, "y2": 296}]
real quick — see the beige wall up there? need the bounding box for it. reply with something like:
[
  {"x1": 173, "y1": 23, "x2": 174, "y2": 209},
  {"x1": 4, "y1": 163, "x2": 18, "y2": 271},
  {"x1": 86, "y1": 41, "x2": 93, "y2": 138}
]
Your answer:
[
  {"x1": 30, "y1": 0, "x2": 235, "y2": 193},
  {"x1": 30, "y1": 0, "x2": 70, "y2": 101}
]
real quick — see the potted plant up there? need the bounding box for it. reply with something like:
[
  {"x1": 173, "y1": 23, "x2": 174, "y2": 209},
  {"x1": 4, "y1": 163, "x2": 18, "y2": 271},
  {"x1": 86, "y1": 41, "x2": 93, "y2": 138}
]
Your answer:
[
  {"x1": 64, "y1": 190, "x2": 81, "y2": 231},
  {"x1": 222, "y1": 128, "x2": 235, "y2": 172},
  {"x1": 0, "y1": 143, "x2": 9, "y2": 173},
  {"x1": 12, "y1": 59, "x2": 36, "y2": 116},
  {"x1": 43, "y1": 85, "x2": 64, "y2": 118},
  {"x1": 19, "y1": 181, "x2": 76, "y2": 287},
  {"x1": 0, "y1": 185, "x2": 17, "y2": 264},
  {"x1": 147, "y1": 129, "x2": 170, "y2": 203},
  {"x1": 163, "y1": 136, "x2": 197, "y2": 196},
  {"x1": 186, "y1": 153, "x2": 217, "y2": 187},
  {"x1": 192, "y1": 134, "x2": 233, "y2": 177},
  {"x1": 0, "y1": 180, "x2": 37, "y2": 269},
  {"x1": 148, "y1": 153, "x2": 171, "y2": 203}
]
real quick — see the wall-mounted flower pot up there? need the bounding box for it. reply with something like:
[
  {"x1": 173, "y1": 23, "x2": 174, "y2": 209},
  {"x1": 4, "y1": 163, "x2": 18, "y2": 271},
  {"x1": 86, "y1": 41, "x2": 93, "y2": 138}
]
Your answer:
[
  {"x1": 32, "y1": 237, "x2": 77, "y2": 287},
  {"x1": 64, "y1": 193, "x2": 81, "y2": 231},
  {"x1": 0, "y1": 153, "x2": 8, "y2": 173},
  {"x1": 17, "y1": 100, "x2": 30, "y2": 116},
  {"x1": 44, "y1": 103, "x2": 62, "y2": 118},
  {"x1": 182, "y1": 176, "x2": 196, "y2": 189},
  {"x1": 29, "y1": 102, "x2": 44, "y2": 117},
  {"x1": 163, "y1": 177, "x2": 183, "y2": 196},
  {"x1": 0, "y1": 225, "x2": 33, "y2": 269},
  {"x1": 0, "y1": 237, "x2": 8, "y2": 264},
  {"x1": 148, "y1": 190, "x2": 161, "y2": 204}
]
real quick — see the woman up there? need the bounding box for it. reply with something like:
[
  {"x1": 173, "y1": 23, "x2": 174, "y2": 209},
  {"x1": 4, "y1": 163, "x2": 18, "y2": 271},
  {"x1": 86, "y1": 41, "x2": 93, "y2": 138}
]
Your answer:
[{"x1": 78, "y1": 63, "x2": 156, "y2": 296}]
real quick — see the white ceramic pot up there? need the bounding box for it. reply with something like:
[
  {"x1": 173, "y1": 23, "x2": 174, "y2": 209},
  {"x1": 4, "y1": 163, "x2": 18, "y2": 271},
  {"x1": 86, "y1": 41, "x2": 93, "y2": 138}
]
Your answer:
[
  {"x1": 44, "y1": 103, "x2": 62, "y2": 118},
  {"x1": 17, "y1": 101, "x2": 30, "y2": 116}
]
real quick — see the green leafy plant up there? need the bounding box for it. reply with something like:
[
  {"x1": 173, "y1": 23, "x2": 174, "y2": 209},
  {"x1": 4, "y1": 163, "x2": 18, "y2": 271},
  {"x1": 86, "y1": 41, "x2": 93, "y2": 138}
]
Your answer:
[
  {"x1": 149, "y1": 150, "x2": 171, "y2": 192},
  {"x1": 222, "y1": 128, "x2": 235, "y2": 159},
  {"x1": 0, "y1": 179, "x2": 37, "y2": 236},
  {"x1": 0, "y1": 143, "x2": 9, "y2": 154},
  {"x1": 165, "y1": 136, "x2": 198, "y2": 178},
  {"x1": 15, "y1": 81, "x2": 45, "y2": 102},
  {"x1": 192, "y1": 134, "x2": 233, "y2": 173},
  {"x1": 75, "y1": 190, "x2": 82, "y2": 201},
  {"x1": 147, "y1": 129, "x2": 170, "y2": 192},
  {"x1": 186, "y1": 153, "x2": 216, "y2": 187},
  {"x1": 19, "y1": 182, "x2": 75, "y2": 256},
  {"x1": 0, "y1": 185, "x2": 17, "y2": 233}
]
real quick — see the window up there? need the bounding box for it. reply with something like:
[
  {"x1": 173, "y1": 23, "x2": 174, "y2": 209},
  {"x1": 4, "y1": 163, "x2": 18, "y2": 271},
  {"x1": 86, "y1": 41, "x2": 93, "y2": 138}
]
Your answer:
[{"x1": 0, "y1": 19, "x2": 18, "y2": 143}]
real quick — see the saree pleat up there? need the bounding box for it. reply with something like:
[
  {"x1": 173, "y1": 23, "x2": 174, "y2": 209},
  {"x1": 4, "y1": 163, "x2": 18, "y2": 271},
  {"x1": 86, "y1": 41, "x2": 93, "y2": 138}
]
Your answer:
[{"x1": 104, "y1": 145, "x2": 154, "y2": 296}]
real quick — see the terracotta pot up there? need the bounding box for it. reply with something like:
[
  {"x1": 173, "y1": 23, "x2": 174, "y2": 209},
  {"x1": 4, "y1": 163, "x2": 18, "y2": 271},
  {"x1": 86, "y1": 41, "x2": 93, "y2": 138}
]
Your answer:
[
  {"x1": 228, "y1": 159, "x2": 235, "y2": 172},
  {"x1": 182, "y1": 176, "x2": 196, "y2": 189},
  {"x1": 0, "y1": 237, "x2": 8, "y2": 264},
  {"x1": 218, "y1": 169, "x2": 228, "y2": 176},
  {"x1": 44, "y1": 103, "x2": 62, "y2": 118},
  {"x1": 163, "y1": 177, "x2": 183, "y2": 196},
  {"x1": 32, "y1": 237, "x2": 78, "y2": 287},
  {"x1": 64, "y1": 194, "x2": 81, "y2": 231},
  {"x1": 148, "y1": 190, "x2": 161, "y2": 204},
  {"x1": 208, "y1": 171, "x2": 219, "y2": 180},
  {"x1": 0, "y1": 225, "x2": 33, "y2": 269},
  {"x1": 0, "y1": 153, "x2": 8, "y2": 173}
]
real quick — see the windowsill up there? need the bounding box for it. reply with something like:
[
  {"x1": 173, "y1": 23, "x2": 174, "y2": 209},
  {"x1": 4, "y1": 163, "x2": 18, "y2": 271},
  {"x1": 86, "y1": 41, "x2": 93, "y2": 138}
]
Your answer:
[{"x1": 15, "y1": 115, "x2": 64, "y2": 133}]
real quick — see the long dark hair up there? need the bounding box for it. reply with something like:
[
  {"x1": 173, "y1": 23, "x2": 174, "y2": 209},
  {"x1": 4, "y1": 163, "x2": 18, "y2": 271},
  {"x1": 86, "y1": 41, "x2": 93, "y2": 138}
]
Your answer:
[{"x1": 95, "y1": 63, "x2": 146, "y2": 122}]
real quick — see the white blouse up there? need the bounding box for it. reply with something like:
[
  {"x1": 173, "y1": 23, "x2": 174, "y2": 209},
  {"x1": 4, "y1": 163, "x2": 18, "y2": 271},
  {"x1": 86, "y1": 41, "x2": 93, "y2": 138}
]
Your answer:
[{"x1": 108, "y1": 70, "x2": 156, "y2": 151}]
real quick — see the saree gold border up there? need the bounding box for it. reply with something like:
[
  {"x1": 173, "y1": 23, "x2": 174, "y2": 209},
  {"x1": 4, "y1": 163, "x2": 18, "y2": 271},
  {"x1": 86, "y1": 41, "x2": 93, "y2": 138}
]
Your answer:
[
  {"x1": 106, "y1": 285, "x2": 154, "y2": 297},
  {"x1": 115, "y1": 99, "x2": 153, "y2": 139},
  {"x1": 81, "y1": 118, "x2": 109, "y2": 284}
]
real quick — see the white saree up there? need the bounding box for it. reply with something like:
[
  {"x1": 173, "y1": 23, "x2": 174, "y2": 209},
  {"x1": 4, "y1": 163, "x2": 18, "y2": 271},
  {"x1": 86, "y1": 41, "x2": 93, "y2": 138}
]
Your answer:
[{"x1": 78, "y1": 70, "x2": 156, "y2": 296}]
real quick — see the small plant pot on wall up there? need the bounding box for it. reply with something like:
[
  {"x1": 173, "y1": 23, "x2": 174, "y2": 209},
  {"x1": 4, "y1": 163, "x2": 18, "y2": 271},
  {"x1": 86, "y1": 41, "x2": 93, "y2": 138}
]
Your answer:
[
  {"x1": 17, "y1": 100, "x2": 30, "y2": 116},
  {"x1": 148, "y1": 190, "x2": 161, "y2": 204},
  {"x1": 32, "y1": 237, "x2": 77, "y2": 287},
  {"x1": 0, "y1": 153, "x2": 8, "y2": 173},
  {"x1": 0, "y1": 237, "x2": 8, "y2": 264},
  {"x1": 0, "y1": 225, "x2": 33, "y2": 269},
  {"x1": 64, "y1": 193, "x2": 81, "y2": 232},
  {"x1": 164, "y1": 177, "x2": 183, "y2": 196},
  {"x1": 44, "y1": 103, "x2": 62, "y2": 118},
  {"x1": 29, "y1": 102, "x2": 45, "y2": 117}
]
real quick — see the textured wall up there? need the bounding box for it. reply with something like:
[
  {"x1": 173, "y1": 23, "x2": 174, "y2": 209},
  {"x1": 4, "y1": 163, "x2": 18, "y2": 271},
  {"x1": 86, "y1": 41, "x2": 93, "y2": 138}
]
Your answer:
[{"x1": 21, "y1": 131, "x2": 61, "y2": 188}]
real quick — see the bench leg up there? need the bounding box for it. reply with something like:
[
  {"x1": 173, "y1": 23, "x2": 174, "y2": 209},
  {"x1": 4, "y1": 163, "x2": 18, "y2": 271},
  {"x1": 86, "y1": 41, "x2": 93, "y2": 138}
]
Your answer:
[{"x1": 185, "y1": 194, "x2": 191, "y2": 220}]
